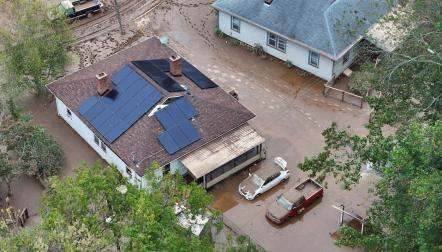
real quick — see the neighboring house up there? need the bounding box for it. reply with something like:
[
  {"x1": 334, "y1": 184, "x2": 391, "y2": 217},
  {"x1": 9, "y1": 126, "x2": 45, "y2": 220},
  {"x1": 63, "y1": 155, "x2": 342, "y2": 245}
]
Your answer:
[
  {"x1": 212, "y1": 0, "x2": 390, "y2": 82},
  {"x1": 47, "y1": 37, "x2": 265, "y2": 189}
]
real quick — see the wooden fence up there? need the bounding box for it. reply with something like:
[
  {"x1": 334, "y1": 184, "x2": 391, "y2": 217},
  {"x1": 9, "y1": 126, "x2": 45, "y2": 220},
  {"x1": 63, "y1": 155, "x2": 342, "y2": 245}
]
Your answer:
[{"x1": 323, "y1": 84, "x2": 364, "y2": 108}]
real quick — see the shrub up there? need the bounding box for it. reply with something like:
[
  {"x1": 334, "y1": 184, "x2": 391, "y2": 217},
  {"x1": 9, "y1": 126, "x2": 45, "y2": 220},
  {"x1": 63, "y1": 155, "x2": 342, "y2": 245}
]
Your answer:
[
  {"x1": 252, "y1": 43, "x2": 265, "y2": 57},
  {"x1": 0, "y1": 119, "x2": 64, "y2": 182},
  {"x1": 230, "y1": 37, "x2": 241, "y2": 46},
  {"x1": 214, "y1": 27, "x2": 225, "y2": 38},
  {"x1": 347, "y1": 62, "x2": 374, "y2": 96},
  {"x1": 285, "y1": 60, "x2": 293, "y2": 68}
]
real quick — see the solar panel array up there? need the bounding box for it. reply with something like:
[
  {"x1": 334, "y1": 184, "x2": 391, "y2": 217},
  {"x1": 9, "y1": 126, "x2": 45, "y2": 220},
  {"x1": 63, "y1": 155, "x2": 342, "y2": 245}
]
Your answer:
[
  {"x1": 77, "y1": 65, "x2": 163, "y2": 143},
  {"x1": 181, "y1": 59, "x2": 218, "y2": 89},
  {"x1": 155, "y1": 97, "x2": 200, "y2": 154},
  {"x1": 132, "y1": 60, "x2": 185, "y2": 92},
  {"x1": 146, "y1": 59, "x2": 218, "y2": 90}
]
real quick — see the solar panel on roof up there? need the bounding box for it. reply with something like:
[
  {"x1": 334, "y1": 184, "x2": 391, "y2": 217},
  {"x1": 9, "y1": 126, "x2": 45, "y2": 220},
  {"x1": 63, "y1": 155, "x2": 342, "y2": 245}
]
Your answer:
[
  {"x1": 181, "y1": 60, "x2": 218, "y2": 89},
  {"x1": 111, "y1": 65, "x2": 132, "y2": 86},
  {"x1": 77, "y1": 64, "x2": 163, "y2": 143},
  {"x1": 175, "y1": 97, "x2": 197, "y2": 119},
  {"x1": 132, "y1": 60, "x2": 185, "y2": 93},
  {"x1": 178, "y1": 121, "x2": 200, "y2": 141},
  {"x1": 154, "y1": 97, "x2": 201, "y2": 154},
  {"x1": 168, "y1": 126, "x2": 188, "y2": 147},
  {"x1": 155, "y1": 108, "x2": 176, "y2": 130},
  {"x1": 158, "y1": 131, "x2": 179, "y2": 154},
  {"x1": 77, "y1": 96, "x2": 99, "y2": 115},
  {"x1": 150, "y1": 59, "x2": 170, "y2": 72}
]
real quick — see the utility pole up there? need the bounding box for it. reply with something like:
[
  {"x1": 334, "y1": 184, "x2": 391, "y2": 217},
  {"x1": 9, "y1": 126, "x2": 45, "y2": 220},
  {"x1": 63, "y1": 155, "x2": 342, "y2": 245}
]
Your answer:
[{"x1": 114, "y1": 0, "x2": 125, "y2": 35}]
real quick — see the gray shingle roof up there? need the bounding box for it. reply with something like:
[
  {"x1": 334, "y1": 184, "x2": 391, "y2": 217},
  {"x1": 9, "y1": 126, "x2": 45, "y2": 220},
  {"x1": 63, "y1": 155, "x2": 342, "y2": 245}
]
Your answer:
[{"x1": 212, "y1": 0, "x2": 390, "y2": 59}]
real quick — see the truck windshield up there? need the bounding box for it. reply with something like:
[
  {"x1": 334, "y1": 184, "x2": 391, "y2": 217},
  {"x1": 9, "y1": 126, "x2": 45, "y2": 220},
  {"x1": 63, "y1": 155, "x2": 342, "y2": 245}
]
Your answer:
[
  {"x1": 276, "y1": 195, "x2": 292, "y2": 211},
  {"x1": 251, "y1": 174, "x2": 264, "y2": 186}
]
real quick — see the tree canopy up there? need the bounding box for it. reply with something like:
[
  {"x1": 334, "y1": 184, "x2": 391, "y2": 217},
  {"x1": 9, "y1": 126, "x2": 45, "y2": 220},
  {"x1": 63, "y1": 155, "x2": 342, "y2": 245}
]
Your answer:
[
  {"x1": 0, "y1": 119, "x2": 64, "y2": 183},
  {"x1": 298, "y1": 0, "x2": 442, "y2": 250},
  {"x1": 0, "y1": 0, "x2": 72, "y2": 97},
  {"x1": 0, "y1": 162, "x2": 214, "y2": 251}
]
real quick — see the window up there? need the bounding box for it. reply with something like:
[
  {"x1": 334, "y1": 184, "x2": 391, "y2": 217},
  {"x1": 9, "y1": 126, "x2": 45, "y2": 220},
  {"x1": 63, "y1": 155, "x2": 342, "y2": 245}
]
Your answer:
[
  {"x1": 245, "y1": 146, "x2": 259, "y2": 159},
  {"x1": 94, "y1": 135, "x2": 100, "y2": 145},
  {"x1": 309, "y1": 51, "x2": 320, "y2": 68},
  {"x1": 163, "y1": 164, "x2": 170, "y2": 174},
  {"x1": 231, "y1": 16, "x2": 241, "y2": 32},
  {"x1": 342, "y1": 51, "x2": 350, "y2": 64},
  {"x1": 100, "y1": 141, "x2": 107, "y2": 152},
  {"x1": 66, "y1": 108, "x2": 72, "y2": 117},
  {"x1": 234, "y1": 152, "x2": 248, "y2": 166},
  {"x1": 267, "y1": 32, "x2": 286, "y2": 52},
  {"x1": 126, "y1": 167, "x2": 133, "y2": 178}
]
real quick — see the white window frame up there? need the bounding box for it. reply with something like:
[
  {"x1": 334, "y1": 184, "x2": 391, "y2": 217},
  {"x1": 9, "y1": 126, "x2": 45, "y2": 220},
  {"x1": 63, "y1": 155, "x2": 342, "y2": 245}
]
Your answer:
[
  {"x1": 66, "y1": 108, "x2": 72, "y2": 118},
  {"x1": 231, "y1": 16, "x2": 241, "y2": 33},
  {"x1": 267, "y1": 32, "x2": 286, "y2": 53},
  {"x1": 126, "y1": 166, "x2": 133, "y2": 178},
  {"x1": 94, "y1": 134, "x2": 100, "y2": 145},
  {"x1": 100, "y1": 141, "x2": 107, "y2": 153},
  {"x1": 309, "y1": 51, "x2": 320, "y2": 68}
]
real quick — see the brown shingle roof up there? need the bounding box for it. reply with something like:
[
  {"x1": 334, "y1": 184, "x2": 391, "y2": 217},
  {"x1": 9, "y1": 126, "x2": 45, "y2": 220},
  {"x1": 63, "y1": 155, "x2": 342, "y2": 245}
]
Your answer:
[{"x1": 47, "y1": 37, "x2": 255, "y2": 176}]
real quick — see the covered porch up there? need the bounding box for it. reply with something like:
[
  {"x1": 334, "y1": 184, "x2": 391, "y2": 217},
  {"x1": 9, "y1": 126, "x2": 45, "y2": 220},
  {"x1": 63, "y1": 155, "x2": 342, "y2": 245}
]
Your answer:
[{"x1": 179, "y1": 124, "x2": 265, "y2": 188}]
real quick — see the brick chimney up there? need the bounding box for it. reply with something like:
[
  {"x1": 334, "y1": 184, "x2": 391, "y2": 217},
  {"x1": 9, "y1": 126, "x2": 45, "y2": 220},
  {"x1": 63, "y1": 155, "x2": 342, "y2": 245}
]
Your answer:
[
  {"x1": 96, "y1": 72, "x2": 111, "y2": 96},
  {"x1": 169, "y1": 55, "x2": 182, "y2": 76}
]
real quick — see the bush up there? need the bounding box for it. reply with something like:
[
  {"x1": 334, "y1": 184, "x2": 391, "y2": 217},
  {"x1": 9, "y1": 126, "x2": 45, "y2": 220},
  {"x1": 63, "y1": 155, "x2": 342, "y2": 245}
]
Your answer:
[
  {"x1": 285, "y1": 60, "x2": 293, "y2": 68},
  {"x1": 347, "y1": 62, "x2": 374, "y2": 96},
  {"x1": 0, "y1": 119, "x2": 64, "y2": 182},
  {"x1": 229, "y1": 37, "x2": 242, "y2": 46},
  {"x1": 214, "y1": 27, "x2": 225, "y2": 38},
  {"x1": 252, "y1": 43, "x2": 265, "y2": 57}
]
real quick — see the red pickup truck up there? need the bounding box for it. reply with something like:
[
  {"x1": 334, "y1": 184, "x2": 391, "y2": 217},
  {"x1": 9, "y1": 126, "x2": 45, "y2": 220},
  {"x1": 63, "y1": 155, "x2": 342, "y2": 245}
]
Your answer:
[{"x1": 266, "y1": 178, "x2": 323, "y2": 224}]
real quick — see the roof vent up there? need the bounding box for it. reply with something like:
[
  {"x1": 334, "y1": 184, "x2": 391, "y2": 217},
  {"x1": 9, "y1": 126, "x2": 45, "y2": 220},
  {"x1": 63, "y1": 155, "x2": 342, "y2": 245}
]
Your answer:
[
  {"x1": 169, "y1": 55, "x2": 182, "y2": 77},
  {"x1": 264, "y1": 0, "x2": 273, "y2": 5},
  {"x1": 96, "y1": 72, "x2": 112, "y2": 96}
]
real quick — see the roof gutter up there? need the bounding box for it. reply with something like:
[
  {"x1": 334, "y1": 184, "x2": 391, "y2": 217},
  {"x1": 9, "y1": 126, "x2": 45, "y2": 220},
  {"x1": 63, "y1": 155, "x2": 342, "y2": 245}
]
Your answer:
[
  {"x1": 212, "y1": 5, "x2": 341, "y2": 60},
  {"x1": 213, "y1": 5, "x2": 372, "y2": 61}
]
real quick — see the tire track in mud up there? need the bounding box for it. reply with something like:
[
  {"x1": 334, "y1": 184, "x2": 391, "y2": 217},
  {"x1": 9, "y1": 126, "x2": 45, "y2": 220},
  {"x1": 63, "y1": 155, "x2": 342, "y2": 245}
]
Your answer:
[{"x1": 73, "y1": 0, "x2": 162, "y2": 44}]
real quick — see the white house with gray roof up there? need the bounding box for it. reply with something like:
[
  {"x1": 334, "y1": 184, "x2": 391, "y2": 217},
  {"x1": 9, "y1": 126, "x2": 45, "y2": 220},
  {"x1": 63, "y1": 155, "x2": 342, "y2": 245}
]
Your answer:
[{"x1": 212, "y1": 0, "x2": 390, "y2": 82}]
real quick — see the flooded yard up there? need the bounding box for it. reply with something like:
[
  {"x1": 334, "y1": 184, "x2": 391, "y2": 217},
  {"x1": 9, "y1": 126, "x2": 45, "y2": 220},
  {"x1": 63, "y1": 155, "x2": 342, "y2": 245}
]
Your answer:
[{"x1": 2, "y1": 0, "x2": 377, "y2": 250}]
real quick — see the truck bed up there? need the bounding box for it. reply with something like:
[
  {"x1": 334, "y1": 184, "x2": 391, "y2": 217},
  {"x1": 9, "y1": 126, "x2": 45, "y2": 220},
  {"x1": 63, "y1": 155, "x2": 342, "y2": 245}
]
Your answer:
[
  {"x1": 74, "y1": 1, "x2": 99, "y2": 12},
  {"x1": 295, "y1": 179, "x2": 322, "y2": 198}
]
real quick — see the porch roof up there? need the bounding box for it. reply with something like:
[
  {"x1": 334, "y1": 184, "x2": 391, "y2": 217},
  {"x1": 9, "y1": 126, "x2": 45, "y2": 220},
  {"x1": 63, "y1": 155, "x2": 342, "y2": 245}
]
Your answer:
[{"x1": 181, "y1": 124, "x2": 265, "y2": 179}]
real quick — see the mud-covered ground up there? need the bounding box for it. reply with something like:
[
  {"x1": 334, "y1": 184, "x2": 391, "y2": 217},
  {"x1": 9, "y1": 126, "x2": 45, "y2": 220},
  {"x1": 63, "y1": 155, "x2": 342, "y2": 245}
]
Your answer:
[{"x1": 2, "y1": 0, "x2": 377, "y2": 250}]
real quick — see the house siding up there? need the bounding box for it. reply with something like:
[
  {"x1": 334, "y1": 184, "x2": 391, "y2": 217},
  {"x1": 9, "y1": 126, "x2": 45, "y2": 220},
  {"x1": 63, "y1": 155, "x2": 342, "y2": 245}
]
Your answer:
[
  {"x1": 55, "y1": 97, "x2": 148, "y2": 187},
  {"x1": 218, "y1": 11, "x2": 335, "y2": 81},
  {"x1": 332, "y1": 45, "x2": 358, "y2": 78}
]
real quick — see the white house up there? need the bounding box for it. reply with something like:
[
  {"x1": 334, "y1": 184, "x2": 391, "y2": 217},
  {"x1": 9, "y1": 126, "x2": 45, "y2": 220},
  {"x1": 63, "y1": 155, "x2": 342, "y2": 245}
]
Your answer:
[
  {"x1": 212, "y1": 0, "x2": 390, "y2": 82},
  {"x1": 47, "y1": 37, "x2": 265, "y2": 189}
]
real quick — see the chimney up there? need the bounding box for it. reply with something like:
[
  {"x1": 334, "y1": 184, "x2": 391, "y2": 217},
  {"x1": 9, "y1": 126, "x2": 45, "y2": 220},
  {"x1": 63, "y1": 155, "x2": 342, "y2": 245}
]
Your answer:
[
  {"x1": 264, "y1": 0, "x2": 273, "y2": 5},
  {"x1": 169, "y1": 55, "x2": 182, "y2": 76},
  {"x1": 96, "y1": 72, "x2": 111, "y2": 96}
]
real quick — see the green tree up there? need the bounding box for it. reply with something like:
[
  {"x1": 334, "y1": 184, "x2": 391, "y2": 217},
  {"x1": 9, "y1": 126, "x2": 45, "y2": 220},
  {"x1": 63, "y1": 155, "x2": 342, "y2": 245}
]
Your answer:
[
  {"x1": 0, "y1": 153, "x2": 16, "y2": 197},
  {"x1": 0, "y1": 0, "x2": 72, "y2": 98},
  {"x1": 0, "y1": 119, "x2": 64, "y2": 183},
  {"x1": 298, "y1": 0, "x2": 442, "y2": 251},
  {"x1": 1, "y1": 162, "x2": 214, "y2": 251}
]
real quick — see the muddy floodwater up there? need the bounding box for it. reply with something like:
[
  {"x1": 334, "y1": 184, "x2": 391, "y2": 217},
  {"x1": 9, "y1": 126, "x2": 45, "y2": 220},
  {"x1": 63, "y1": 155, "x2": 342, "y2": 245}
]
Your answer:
[{"x1": 1, "y1": 0, "x2": 377, "y2": 250}]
